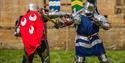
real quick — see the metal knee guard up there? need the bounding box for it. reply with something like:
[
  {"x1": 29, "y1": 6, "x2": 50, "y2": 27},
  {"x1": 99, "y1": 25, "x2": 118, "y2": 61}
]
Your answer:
[
  {"x1": 98, "y1": 54, "x2": 109, "y2": 63},
  {"x1": 76, "y1": 56, "x2": 85, "y2": 63}
]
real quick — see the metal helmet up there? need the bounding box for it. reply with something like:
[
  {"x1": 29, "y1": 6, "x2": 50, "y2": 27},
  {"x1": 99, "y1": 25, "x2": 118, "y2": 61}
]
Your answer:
[
  {"x1": 84, "y1": 2, "x2": 95, "y2": 16},
  {"x1": 28, "y1": 3, "x2": 39, "y2": 11},
  {"x1": 84, "y1": 2, "x2": 95, "y2": 13}
]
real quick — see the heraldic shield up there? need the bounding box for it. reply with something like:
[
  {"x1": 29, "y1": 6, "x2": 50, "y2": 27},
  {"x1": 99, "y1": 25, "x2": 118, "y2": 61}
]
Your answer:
[{"x1": 20, "y1": 10, "x2": 45, "y2": 56}]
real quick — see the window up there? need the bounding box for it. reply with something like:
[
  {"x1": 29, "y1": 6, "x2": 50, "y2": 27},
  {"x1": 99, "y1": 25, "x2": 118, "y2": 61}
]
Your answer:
[{"x1": 116, "y1": 8, "x2": 122, "y2": 14}]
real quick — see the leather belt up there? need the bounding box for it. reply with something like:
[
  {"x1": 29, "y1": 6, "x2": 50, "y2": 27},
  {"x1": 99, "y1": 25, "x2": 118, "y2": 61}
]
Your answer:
[{"x1": 78, "y1": 33, "x2": 98, "y2": 38}]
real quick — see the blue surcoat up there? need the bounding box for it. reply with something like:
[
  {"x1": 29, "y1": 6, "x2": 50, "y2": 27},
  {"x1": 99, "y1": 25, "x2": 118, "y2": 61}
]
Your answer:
[
  {"x1": 77, "y1": 15, "x2": 99, "y2": 35},
  {"x1": 75, "y1": 15, "x2": 105, "y2": 56}
]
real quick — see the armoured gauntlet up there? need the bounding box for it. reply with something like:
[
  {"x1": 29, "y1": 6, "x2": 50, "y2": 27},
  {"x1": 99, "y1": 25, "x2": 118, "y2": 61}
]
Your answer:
[{"x1": 93, "y1": 15, "x2": 111, "y2": 30}]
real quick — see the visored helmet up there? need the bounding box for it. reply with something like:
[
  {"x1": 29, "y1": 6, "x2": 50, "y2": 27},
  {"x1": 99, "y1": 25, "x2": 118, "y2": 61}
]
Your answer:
[
  {"x1": 28, "y1": 3, "x2": 39, "y2": 11},
  {"x1": 84, "y1": 2, "x2": 95, "y2": 16}
]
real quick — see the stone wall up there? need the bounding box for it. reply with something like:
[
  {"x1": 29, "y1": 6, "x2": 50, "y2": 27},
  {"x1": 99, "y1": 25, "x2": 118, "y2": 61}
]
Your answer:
[
  {"x1": 0, "y1": 0, "x2": 125, "y2": 50},
  {"x1": 97, "y1": 0, "x2": 116, "y2": 15}
]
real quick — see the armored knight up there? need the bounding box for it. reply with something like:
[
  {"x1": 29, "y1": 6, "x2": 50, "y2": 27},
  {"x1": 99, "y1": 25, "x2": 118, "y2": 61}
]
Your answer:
[
  {"x1": 73, "y1": 1, "x2": 111, "y2": 63},
  {"x1": 20, "y1": 3, "x2": 50, "y2": 63}
]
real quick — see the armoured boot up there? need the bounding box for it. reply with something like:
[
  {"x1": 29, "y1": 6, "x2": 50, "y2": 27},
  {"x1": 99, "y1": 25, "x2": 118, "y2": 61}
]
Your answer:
[
  {"x1": 76, "y1": 56, "x2": 86, "y2": 63},
  {"x1": 98, "y1": 54, "x2": 110, "y2": 63}
]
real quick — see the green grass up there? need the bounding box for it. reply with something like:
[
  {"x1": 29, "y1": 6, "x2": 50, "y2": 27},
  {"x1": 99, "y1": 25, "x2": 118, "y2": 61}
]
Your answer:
[{"x1": 0, "y1": 49, "x2": 125, "y2": 63}]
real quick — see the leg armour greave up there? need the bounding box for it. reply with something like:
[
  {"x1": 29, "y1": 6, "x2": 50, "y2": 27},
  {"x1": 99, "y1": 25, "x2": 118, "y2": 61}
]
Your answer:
[
  {"x1": 98, "y1": 54, "x2": 110, "y2": 63},
  {"x1": 76, "y1": 56, "x2": 86, "y2": 63}
]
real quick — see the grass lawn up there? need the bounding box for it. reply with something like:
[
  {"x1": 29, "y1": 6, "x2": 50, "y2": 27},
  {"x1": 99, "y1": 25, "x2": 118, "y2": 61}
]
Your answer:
[{"x1": 0, "y1": 49, "x2": 125, "y2": 63}]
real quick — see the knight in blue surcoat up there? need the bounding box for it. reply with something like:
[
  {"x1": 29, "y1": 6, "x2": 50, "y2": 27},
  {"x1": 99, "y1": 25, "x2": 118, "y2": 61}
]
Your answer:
[
  {"x1": 52, "y1": 0, "x2": 111, "y2": 63},
  {"x1": 73, "y1": 0, "x2": 111, "y2": 63}
]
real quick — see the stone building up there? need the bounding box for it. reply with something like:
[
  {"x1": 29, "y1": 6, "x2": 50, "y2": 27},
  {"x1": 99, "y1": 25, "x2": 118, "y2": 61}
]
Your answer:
[{"x1": 0, "y1": 0, "x2": 125, "y2": 50}]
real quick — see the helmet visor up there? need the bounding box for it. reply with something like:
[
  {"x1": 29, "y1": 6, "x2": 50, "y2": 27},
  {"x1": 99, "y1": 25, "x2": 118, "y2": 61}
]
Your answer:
[{"x1": 87, "y1": 5, "x2": 94, "y2": 12}]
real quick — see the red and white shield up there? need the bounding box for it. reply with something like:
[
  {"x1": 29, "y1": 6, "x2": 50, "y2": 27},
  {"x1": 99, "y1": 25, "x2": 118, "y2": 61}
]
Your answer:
[{"x1": 20, "y1": 11, "x2": 45, "y2": 56}]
